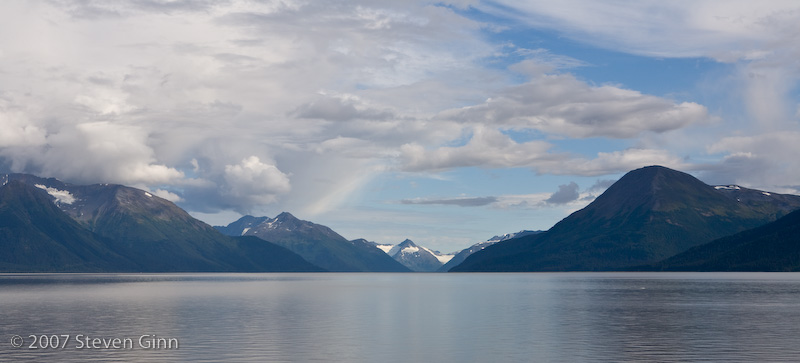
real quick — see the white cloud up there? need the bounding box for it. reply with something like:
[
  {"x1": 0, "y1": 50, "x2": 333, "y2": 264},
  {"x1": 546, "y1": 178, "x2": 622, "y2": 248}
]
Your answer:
[
  {"x1": 152, "y1": 188, "x2": 183, "y2": 203},
  {"x1": 400, "y1": 126, "x2": 556, "y2": 172},
  {"x1": 223, "y1": 156, "x2": 291, "y2": 208},
  {"x1": 439, "y1": 72, "x2": 711, "y2": 138},
  {"x1": 400, "y1": 126, "x2": 687, "y2": 176},
  {"x1": 538, "y1": 148, "x2": 690, "y2": 177},
  {"x1": 0, "y1": 101, "x2": 47, "y2": 148},
  {"x1": 702, "y1": 131, "x2": 800, "y2": 188},
  {"x1": 480, "y1": 0, "x2": 800, "y2": 61}
]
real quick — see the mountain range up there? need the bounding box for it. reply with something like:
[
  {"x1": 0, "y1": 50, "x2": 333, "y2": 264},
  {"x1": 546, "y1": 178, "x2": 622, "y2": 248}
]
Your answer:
[
  {"x1": 4, "y1": 165, "x2": 800, "y2": 273},
  {"x1": 452, "y1": 166, "x2": 800, "y2": 272},
  {"x1": 0, "y1": 174, "x2": 322, "y2": 272},
  {"x1": 215, "y1": 214, "x2": 410, "y2": 272}
]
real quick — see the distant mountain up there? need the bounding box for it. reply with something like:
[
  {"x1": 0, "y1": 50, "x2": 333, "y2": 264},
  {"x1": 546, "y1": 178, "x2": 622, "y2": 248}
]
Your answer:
[
  {"x1": 643, "y1": 208, "x2": 800, "y2": 271},
  {"x1": 438, "y1": 230, "x2": 542, "y2": 272},
  {"x1": 355, "y1": 239, "x2": 394, "y2": 254},
  {"x1": 387, "y1": 239, "x2": 444, "y2": 272},
  {"x1": 452, "y1": 166, "x2": 800, "y2": 272},
  {"x1": 1, "y1": 174, "x2": 322, "y2": 272},
  {"x1": 217, "y1": 213, "x2": 410, "y2": 272},
  {"x1": 214, "y1": 215, "x2": 269, "y2": 236}
]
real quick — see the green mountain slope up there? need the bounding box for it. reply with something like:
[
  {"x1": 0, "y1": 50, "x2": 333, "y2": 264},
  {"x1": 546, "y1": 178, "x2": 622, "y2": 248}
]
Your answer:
[
  {"x1": 452, "y1": 166, "x2": 800, "y2": 272},
  {"x1": 644, "y1": 208, "x2": 800, "y2": 271},
  {"x1": 0, "y1": 181, "x2": 135, "y2": 271}
]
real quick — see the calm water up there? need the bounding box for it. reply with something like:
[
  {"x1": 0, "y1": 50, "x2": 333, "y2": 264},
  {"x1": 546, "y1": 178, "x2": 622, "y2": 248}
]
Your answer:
[{"x1": 2, "y1": 272, "x2": 800, "y2": 362}]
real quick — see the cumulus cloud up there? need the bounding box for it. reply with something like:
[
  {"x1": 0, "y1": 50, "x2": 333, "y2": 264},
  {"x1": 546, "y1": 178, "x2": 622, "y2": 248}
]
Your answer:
[
  {"x1": 546, "y1": 182, "x2": 580, "y2": 204},
  {"x1": 223, "y1": 156, "x2": 291, "y2": 208},
  {"x1": 0, "y1": 0, "x2": 499, "y2": 213},
  {"x1": 400, "y1": 126, "x2": 557, "y2": 172},
  {"x1": 439, "y1": 72, "x2": 710, "y2": 138}
]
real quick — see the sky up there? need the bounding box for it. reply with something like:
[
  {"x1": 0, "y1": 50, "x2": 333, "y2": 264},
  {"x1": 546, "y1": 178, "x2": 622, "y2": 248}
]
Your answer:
[{"x1": 1, "y1": 0, "x2": 800, "y2": 253}]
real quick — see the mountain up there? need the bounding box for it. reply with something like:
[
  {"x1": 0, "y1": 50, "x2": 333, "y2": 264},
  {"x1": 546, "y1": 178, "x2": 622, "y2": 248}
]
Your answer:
[
  {"x1": 387, "y1": 239, "x2": 444, "y2": 272},
  {"x1": 0, "y1": 180, "x2": 134, "y2": 271},
  {"x1": 643, "y1": 208, "x2": 800, "y2": 271},
  {"x1": 216, "y1": 213, "x2": 411, "y2": 272},
  {"x1": 452, "y1": 166, "x2": 800, "y2": 272},
  {"x1": 214, "y1": 215, "x2": 269, "y2": 236},
  {"x1": 1, "y1": 174, "x2": 322, "y2": 272},
  {"x1": 438, "y1": 230, "x2": 542, "y2": 272},
  {"x1": 355, "y1": 239, "x2": 394, "y2": 254}
]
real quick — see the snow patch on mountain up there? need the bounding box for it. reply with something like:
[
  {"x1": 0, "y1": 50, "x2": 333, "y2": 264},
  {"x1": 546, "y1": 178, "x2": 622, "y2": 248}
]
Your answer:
[
  {"x1": 34, "y1": 184, "x2": 76, "y2": 205},
  {"x1": 420, "y1": 246, "x2": 454, "y2": 263}
]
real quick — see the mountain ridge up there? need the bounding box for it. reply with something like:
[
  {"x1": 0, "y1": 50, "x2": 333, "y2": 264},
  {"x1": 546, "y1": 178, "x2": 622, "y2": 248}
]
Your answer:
[
  {"x1": 1, "y1": 174, "x2": 323, "y2": 272},
  {"x1": 216, "y1": 213, "x2": 411, "y2": 272}
]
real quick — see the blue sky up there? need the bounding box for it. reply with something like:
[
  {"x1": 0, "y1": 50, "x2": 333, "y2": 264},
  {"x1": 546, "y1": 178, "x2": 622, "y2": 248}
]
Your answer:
[{"x1": 1, "y1": 1, "x2": 799, "y2": 253}]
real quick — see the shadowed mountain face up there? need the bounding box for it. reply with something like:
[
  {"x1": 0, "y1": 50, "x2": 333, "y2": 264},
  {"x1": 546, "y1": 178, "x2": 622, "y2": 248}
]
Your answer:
[
  {"x1": 217, "y1": 213, "x2": 411, "y2": 272},
  {"x1": 438, "y1": 231, "x2": 542, "y2": 272},
  {"x1": 0, "y1": 174, "x2": 322, "y2": 272},
  {"x1": 644, "y1": 208, "x2": 800, "y2": 271},
  {"x1": 452, "y1": 166, "x2": 800, "y2": 272}
]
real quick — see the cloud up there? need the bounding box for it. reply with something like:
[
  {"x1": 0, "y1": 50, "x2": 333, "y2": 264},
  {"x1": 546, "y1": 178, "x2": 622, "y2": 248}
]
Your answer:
[
  {"x1": 700, "y1": 131, "x2": 800, "y2": 188},
  {"x1": 478, "y1": 1, "x2": 800, "y2": 61},
  {"x1": 152, "y1": 188, "x2": 183, "y2": 203},
  {"x1": 293, "y1": 95, "x2": 394, "y2": 122},
  {"x1": 439, "y1": 72, "x2": 711, "y2": 138},
  {"x1": 1, "y1": 0, "x2": 796, "y2": 238},
  {"x1": 0, "y1": 100, "x2": 47, "y2": 148},
  {"x1": 400, "y1": 125, "x2": 688, "y2": 176},
  {"x1": 588, "y1": 179, "x2": 616, "y2": 193},
  {"x1": 478, "y1": 1, "x2": 800, "y2": 160},
  {"x1": 401, "y1": 196, "x2": 498, "y2": 207},
  {"x1": 400, "y1": 126, "x2": 558, "y2": 172},
  {"x1": 546, "y1": 182, "x2": 579, "y2": 204},
  {"x1": 222, "y1": 156, "x2": 291, "y2": 209},
  {"x1": 0, "y1": 120, "x2": 184, "y2": 186}
]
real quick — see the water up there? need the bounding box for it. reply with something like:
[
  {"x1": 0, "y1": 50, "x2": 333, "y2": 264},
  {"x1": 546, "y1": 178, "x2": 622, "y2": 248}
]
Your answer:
[{"x1": 2, "y1": 273, "x2": 800, "y2": 362}]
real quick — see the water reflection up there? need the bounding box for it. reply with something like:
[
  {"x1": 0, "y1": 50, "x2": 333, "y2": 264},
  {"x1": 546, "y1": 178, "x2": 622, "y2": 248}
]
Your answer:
[{"x1": 2, "y1": 273, "x2": 800, "y2": 362}]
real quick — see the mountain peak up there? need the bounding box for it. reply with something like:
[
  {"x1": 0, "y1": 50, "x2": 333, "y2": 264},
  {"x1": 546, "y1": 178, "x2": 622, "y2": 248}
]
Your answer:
[
  {"x1": 398, "y1": 239, "x2": 416, "y2": 247},
  {"x1": 274, "y1": 211, "x2": 298, "y2": 221}
]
